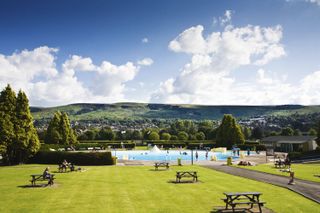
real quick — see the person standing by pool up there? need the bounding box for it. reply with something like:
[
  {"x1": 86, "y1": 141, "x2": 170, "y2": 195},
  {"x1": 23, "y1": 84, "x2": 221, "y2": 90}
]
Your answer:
[
  {"x1": 195, "y1": 151, "x2": 199, "y2": 161},
  {"x1": 205, "y1": 151, "x2": 208, "y2": 160}
]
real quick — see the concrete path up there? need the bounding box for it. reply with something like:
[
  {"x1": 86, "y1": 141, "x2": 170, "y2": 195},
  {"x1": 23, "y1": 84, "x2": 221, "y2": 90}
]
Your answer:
[{"x1": 203, "y1": 165, "x2": 320, "y2": 204}]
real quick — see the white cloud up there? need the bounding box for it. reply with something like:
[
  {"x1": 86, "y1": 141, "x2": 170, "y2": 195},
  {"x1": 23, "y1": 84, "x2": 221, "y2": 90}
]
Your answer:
[
  {"x1": 142, "y1": 38, "x2": 149, "y2": 43},
  {"x1": 137, "y1": 58, "x2": 154, "y2": 66},
  {"x1": 151, "y1": 14, "x2": 309, "y2": 105},
  {"x1": 306, "y1": 0, "x2": 320, "y2": 6},
  {"x1": 0, "y1": 46, "x2": 152, "y2": 106},
  {"x1": 219, "y1": 10, "x2": 233, "y2": 26}
]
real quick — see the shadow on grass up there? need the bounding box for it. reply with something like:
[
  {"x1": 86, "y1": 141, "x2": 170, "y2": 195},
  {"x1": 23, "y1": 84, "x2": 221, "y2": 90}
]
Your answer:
[
  {"x1": 210, "y1": 206, "x2": 274, "y2": 213},
  {"x1": 167, "y1": 180, "x2": 202, "y2": 184},
  {"x1": 17, "y1": 184, "x2": 51, "y2": 188},
  {"x1": 148, "y1": 169, "x2": 170, "y2": 172}
]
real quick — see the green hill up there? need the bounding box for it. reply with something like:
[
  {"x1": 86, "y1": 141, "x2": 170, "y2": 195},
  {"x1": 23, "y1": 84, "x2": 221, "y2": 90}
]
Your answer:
[{"x1": 30, "y1": 103, "x2": 320, "y2": 122}]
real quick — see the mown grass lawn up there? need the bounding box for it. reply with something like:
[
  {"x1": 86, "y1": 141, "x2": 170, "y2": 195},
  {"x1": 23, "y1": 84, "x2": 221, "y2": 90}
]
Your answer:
[
  {"x1": 0, "y1": 164, "x2": 318, "y2": 213},
  {"x1": 235, "y1": 163, "x2": 320, "y2": 183}
]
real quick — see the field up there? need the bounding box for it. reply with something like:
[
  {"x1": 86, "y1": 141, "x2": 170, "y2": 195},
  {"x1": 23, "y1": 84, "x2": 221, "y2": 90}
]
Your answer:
[
  {"x1": 0, "y1": 164, "x2": 318, "y2": 213},
  {"x1": 235, "y1": 163, "x2": 320, "y2": 183}
]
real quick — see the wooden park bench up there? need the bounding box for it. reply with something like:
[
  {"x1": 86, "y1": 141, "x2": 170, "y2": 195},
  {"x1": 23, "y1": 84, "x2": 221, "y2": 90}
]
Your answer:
[
  {"x1": 154, "y1": 162, "x2": 169, "y2": 170},
  {"x1": 30, "y1": 174, "x2": 55, "y2": 186},
  {"x1": 176, "y1": 171, "x2": 197, "y2": 183},
  {"x1": 222, "y1": 192, "x2": 266, "y2": 213}
]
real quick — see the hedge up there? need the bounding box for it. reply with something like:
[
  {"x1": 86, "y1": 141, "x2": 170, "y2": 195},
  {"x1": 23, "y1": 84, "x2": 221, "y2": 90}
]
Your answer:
[
  {"x1": 28, "y1": 151, "x2": 116, "y2": 165},
  {"x1": 40, "y1": 142, "x2": 135, "y2": 151},
  {"x1": 288, "y1": 149, "x2": 320, "y2": 160},
  {"x1": 236, "y1": 144, "x2": 266, "y2": 151},
  {"x1": 186, "y1": 143, "x2": 216, "y2": 149}
]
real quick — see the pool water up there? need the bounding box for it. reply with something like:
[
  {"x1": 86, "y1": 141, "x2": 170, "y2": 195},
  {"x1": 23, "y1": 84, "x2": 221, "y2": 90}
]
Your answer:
[{"x1": 113, "y1": 150, "x2": 241, "y2": 161}]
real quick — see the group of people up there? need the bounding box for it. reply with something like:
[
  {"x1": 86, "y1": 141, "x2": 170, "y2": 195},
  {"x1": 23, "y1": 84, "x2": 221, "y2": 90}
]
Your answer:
[
  {"x1": 275, "y1": 156, "x2": 291, "y2": 168},
  {"x1": 194, "y1": 150, "x2": 209, "y2": 161},
  {"x1": 59, "y1": 159, "x2": 75, "y2": 172}
]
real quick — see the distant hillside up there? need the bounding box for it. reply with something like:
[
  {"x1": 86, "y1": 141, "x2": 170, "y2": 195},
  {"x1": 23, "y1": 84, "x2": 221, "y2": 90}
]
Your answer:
[{"x1": 30, "y1": 103, "x2": 320, "y2": 122}]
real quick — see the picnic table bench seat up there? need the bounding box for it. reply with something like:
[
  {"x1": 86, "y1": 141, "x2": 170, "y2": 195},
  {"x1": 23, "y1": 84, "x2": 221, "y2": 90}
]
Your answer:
[
  {"x1": 30, "y1": 174, "x2": 55, "y2": 186},
  {"x1": 176, "y1": 171, "x2": 197, "y2": 182},
  {"x1": 154, "y1": 162, "x2": 169, "y2": 170},
  {"x1": 222, "y1": 192, "x2": 265, "y2": 213}
]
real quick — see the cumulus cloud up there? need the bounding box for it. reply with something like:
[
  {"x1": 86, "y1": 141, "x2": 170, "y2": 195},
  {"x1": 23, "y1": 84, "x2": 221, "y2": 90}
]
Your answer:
[
  {"x1": 0, "y1": 46, "x2": 152, "y2": 106},
  {"x1": 151, "y1": 11, "x2": 320, "y2": 105},
  {"x1": 137, "y1": 58, "x2": 154, "y2": 66}
]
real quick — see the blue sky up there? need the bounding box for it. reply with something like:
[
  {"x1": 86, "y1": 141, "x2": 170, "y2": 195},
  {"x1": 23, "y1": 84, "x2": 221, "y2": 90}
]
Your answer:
[{"x1": 0, "y1": 0, "x2": 319, "y2": 106}]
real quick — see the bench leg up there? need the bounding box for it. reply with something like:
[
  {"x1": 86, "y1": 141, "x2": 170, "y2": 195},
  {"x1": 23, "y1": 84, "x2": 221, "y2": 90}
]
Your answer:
[{"x1": 258, "y1": 204, "x2": 262, "y2": 213}]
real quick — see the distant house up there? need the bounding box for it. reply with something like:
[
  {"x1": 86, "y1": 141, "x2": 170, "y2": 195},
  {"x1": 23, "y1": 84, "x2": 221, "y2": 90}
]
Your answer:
[{"x1": 261, "y1": 136, "x2": 317, "y2": 152}]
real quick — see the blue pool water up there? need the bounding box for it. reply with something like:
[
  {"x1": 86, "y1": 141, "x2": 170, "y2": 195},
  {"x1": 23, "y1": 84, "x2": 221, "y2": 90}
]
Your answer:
[{"x1": 113, "y1": 150, "x2": 240, "y2": 161}]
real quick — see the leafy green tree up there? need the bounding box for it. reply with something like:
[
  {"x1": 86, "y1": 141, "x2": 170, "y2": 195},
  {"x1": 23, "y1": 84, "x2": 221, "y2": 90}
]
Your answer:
[
  {"x1": 0, "y1": 86, "x2": 39, "y2": 164},
  {"x1": 132, "y1": 130, "x2": 142, "y2": 140},
  {"x1": 45, "y1": 111, "x2": 77, "y2": 145},
  {"x1": 189, "y1": 134, "x2": 196, "y2": 140},
  {"x1": 148, "y1": 131, "x2": 160, "y2": 140},
  {"x1": 98, "y1": 127, "x2": 115, "y2": 140},
  {"x1": 198, "y1": 120, "x2": 214, "y2": 138},
  {"x1": 13, "y1": 91, "x2": 40, "y2": 163},
  {"x1": 243, "y1": 127, "x2": 251, "y2": 139},
  {"x1": 280, "y1": 127, "x2": 294, "y2": 136},
  {"x1": 316, "y1": 122, "x2": 320, "y2": 147},
  {"x1": 293, "y1": 129, "x2": 302, "y2": 136},
  {"x1": 177, "y1": 131, "x2": 188, "y2": 140},
  {"x1": 161, "y1": 132, "x2": 171, "y2": 140},
  {"x1": 195, "y1": 132, "x2": 205, "y2": 140},
  {"x1": 60, "y1": 112, "x2": 77, "y2": 145},
  {"x1": 216, "y1": 114, "x2": 245, "y2": 148},
  {"x1": 207, "y1": 128, "x2": 217, "y2": 140},
  {"x1": 251, "y1": 127, "x2": 264, "y2": 139},
  {"x1": 0, "y1": 85, "x2": 16, "y2": 164},
  {"x1": 170, "y1": 135, "x2": 178, "y2": 140},
  {"x1": 84, "y1": 129, "x2": 97, "y2": 140},
  {"x1": 269, "y1": 131, "x2": 278, "y2": 136},
  {"x1": 45, "y1": 112, "x2": 62, "y2": 144},
  {"x1": 309, "y1": 128, "x2": 317, "y2": 136}
]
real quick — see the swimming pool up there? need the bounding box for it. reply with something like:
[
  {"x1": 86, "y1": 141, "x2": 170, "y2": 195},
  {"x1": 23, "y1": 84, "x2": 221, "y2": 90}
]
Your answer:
[{"x1": 113, "y1": 150, "x2": 241, "y2": 161}]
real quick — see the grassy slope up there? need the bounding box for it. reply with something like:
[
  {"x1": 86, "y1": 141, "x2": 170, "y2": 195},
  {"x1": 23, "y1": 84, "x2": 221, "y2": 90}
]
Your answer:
[
  {"x1": 235, "y1": 163, "x2": 320, "y2": 183},
  {"x1": 0, "y1": 165, "x2": 318, "y2": 213},
  {"x1": 31, "y1": 103, "x2": 320, "y2": 121}
]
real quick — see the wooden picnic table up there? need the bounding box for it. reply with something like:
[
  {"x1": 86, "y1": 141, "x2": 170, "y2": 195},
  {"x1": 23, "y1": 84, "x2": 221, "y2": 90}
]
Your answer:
[
  {"x1": 176, "y1": 171, "x2": 197, "y2": 183},
  {"x1": 30, "y1": 174, "x2": 55, "y2": 186},
  {"x1": 154, "y1": 162, "x2": 169, "y2": 170},
  {"x1": 222, "y1": 192, "x2": 265, "y2": 213}
]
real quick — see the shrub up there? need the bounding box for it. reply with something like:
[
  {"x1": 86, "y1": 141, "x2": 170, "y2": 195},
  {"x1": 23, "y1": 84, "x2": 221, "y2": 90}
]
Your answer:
[
  {"x1": 28, "y1": 151, "x2": 115, "y2": 165},
  {"x1": 288, "y1": 149, "x2": 320, "y2": 160},
  {"x1": 186, "y1": 143, "x2": 216, "y2": 149},
  {"x1": 236, "y1": 144, "x2": 266, "y2": 151}
]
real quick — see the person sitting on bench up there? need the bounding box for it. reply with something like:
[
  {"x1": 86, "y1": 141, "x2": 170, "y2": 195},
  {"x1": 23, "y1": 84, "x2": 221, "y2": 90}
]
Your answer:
[
  {"x1": 62, "y1": 159, "x2": 69, "y2": 172},
  {"x1": 69, "y1": 163, "x2": 75, "y2": 172},
  {"x1": 42, "y1": 167, "x2": 51, "y2": 179}
]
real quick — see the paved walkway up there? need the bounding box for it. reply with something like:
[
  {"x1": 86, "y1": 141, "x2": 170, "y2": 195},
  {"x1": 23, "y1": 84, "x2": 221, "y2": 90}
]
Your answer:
[{"x1": 203, "y1": 165, "x2": 320, "y2": 204}]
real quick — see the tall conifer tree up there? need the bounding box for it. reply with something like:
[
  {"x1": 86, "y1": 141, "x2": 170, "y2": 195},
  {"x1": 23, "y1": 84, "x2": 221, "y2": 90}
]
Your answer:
[
  {"x1": 45, "y1": 111, "x2": 77, "y2": 145},
  {"x1": 216, "y1": 114, "x2": 245, "y2": 148},
  {"x1": 14, "y1": 90, "x2": 40, "y2": 163},
  {"x1": 0, "y1": 85, "x2": 16, "y2": 164}
]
